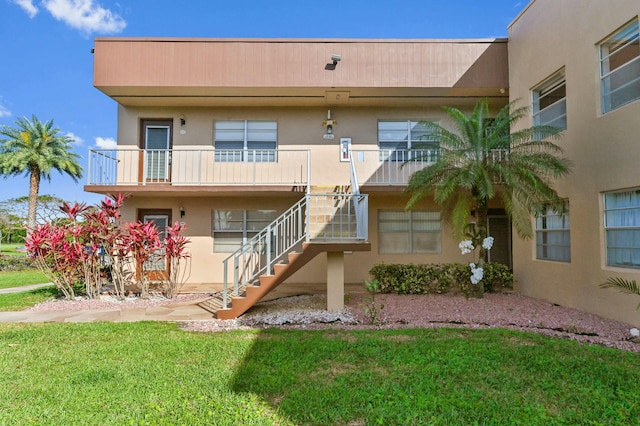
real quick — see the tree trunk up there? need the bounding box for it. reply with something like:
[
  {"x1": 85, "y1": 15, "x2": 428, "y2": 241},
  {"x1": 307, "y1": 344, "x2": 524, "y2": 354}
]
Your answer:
[
  {"x1": 475, "y1": 198, "x2": 489, "y2": 264},
  {"x1": 27, "y1": 168, "x2": 40, "y2": 232}
]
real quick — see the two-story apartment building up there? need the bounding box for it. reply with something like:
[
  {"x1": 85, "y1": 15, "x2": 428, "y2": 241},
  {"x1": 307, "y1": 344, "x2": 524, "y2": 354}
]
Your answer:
[{"x1": 87, "y1": 0, "x2": 640, "y2": 325}]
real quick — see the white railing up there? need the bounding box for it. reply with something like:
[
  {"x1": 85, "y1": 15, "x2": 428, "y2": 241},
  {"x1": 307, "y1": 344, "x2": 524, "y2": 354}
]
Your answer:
[
  {"x1": 351, "y1": 149, "x2": 511, "y2": 186},
  {"x1": 221, "y1": 193, "x2": 368, "y2": 309},
  {"x1": 351, "y1": 149, "x2": 440, "y2": 186},
  {"x1": 87, "y1": 149, "x2": 310, "y2": 188}
]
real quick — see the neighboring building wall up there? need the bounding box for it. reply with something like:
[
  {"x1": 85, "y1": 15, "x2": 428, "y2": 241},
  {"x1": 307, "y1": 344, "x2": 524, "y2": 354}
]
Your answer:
[{"x1": 509, "y1": 0, "x2": 640, "y2": 325}]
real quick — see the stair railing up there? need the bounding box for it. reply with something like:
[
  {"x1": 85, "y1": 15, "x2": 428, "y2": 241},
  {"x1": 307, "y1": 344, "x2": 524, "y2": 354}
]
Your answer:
[
  {"x1": 222, "y1": 196, "x2": 307, "y2": 308},
  {"x1": 350, "y1": 153, "x2": 369, "y2": 240},
  {"x1": 220, "y1": 192, "x2": 369, "y2": 310}
]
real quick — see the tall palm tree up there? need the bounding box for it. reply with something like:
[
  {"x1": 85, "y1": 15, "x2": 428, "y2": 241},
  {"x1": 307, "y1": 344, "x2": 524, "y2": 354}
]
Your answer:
[
  {"x1": 405, "y1": 99, "x2": 571, "y2": 261},
  {"x1": 0, "y1": 115, "x2": 83, "y2": 230}
]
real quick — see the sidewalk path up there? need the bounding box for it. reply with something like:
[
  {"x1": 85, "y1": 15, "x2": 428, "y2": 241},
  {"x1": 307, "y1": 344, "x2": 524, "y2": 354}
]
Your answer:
[
  {"x1": 0, "y1": 284, "x2": 215, "y2": 322},
  {"x1": 0, "y1": 283, "x2": 53, "y2": 294}
]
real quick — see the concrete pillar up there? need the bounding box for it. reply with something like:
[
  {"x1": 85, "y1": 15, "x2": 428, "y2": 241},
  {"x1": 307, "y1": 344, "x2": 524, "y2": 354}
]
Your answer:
[{"x1": 326, "y1": 251, "x2": 344, "y2": 312}]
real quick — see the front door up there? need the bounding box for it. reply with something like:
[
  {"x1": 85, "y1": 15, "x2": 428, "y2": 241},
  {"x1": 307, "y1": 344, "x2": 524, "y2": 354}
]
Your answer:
[
  {"x1": 138, "y1": 209, "x2": 172, "y2": 280},
  {"x1": 139, "y1": 119, "x2": 172, "y2": 183},
  {"x1": 487, "y1": 215, "x2": 512, "y2": 269}
]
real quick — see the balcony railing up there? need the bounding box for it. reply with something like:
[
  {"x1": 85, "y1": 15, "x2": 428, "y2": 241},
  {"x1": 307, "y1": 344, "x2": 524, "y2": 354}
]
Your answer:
[
  {"x1": 351, "y1": 149, "x2": 510, "y2": 186},
  {"x1": 350, "y1": 149, "x2": 440, "y2": 186},
  {"x1": 87, "y1": 149, "x2": 310, "y2": 188}
]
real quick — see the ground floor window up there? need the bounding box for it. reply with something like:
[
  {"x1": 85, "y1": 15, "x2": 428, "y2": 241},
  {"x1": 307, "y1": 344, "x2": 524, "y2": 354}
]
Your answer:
[
  {"x1": 535, "y1": 202, "x2": 570, "y2": 262},
  {"x1": 378, "y1": 210, "x2": 441, "y2": 254},
  {"x1": 212, "y1": 209, "x2": 278, "y2": 252},
  {"x1": 604, "y1": 190, "x2": 640, "y2": 268}
]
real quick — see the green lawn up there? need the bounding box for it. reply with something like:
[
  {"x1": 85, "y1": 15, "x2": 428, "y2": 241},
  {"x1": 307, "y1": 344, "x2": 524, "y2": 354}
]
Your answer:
[
  {"x1": 0, "y1": 286, "x2": 59, "y2": 311},
  {"x1": 0, "y1": 243, "x2": 26, "y2": 257},
  {"x1": 0, "y1": 322, "x2": 638, "y2": 425},
  {"x1": 0, "y1": 270, "x2": 49, "y2": 289}
]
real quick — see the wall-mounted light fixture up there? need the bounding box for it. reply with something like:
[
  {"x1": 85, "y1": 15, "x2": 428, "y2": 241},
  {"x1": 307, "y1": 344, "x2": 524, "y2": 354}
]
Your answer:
[
  {"x1": 180, "y1": 114, "x2": 186, "y2": 126},
  {"x1": 324, "y1": 54, "x2": 341, "y2": 70},
  {"x1": 180, "y1": 206, "x2": 185, "y2": 218},
  {"x1": 322, "y1": 110, "x2": 336, "y2": 140}
]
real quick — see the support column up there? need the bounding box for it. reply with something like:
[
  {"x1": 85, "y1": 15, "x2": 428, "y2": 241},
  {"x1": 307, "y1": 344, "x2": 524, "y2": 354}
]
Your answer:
[{"x1": 326, "y1": 251, "x2": 345, "y2": 312}]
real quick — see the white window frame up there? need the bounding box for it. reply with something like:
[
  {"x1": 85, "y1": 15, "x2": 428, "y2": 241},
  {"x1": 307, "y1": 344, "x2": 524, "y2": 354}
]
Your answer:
[
  {"x1": 378, "y1": 210, "x2": 441, "y2": 254},
  {"x1": 604, "y1": 189, "x2": 640, "y2": 268},
  {"x1": 532, "y1": 70, "x2": 567, "y2": 130},
  {"x1": 600, "y1": 19, "x2": 640, "y2": 114},
  {"x1": 212, "y1": 209, "x2": 278, "y2": 253},
  {"x1": 535, "y1": 202, "x2": 570, "y2": 262},
  {"x1": 214, "y1": 120, "x2": 277, "y2": 162},
  {"x1": 377, "y1": 120, "x2": 439, "y2": 162}
]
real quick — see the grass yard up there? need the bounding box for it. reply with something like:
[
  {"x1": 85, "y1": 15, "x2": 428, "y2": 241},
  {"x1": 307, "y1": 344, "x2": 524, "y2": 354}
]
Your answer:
[
  {"x1": 0, "y1": 322, "x2": 638, "y2": 425},
  {"x1": 0, "y1": 286, "x2": 58, "y2": 311},
  {"x1": 0, "y1": 243, "x2": 26, "y2": 257},
  {"x1": 0, "y1": 270, "x2": 49, "y2": 289}
]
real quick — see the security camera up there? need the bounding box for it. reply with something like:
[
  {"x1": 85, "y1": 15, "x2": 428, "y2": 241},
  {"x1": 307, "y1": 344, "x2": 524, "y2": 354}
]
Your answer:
[{"x1": 331, "y1": 54, "x2": 341, "y2": 62}]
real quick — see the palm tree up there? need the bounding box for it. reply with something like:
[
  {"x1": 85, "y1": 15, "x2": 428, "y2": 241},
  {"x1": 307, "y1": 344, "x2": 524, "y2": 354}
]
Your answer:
[
  {"x1": 405, "y1": 99, "x2": 571, "y2": 262},
  {"x1": 0, "y1": 115, "x2": 83, "y2": 230}
]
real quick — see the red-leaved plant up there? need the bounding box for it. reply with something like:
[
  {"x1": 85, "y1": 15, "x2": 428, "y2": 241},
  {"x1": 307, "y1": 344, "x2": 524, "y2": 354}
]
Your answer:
[{"x1": 25, "y1": 193, "x2": 190, "y2": 300}]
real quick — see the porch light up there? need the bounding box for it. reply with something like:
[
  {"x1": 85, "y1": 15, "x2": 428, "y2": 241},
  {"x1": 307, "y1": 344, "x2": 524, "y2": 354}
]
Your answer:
[
  {"x1": 180, "y1": 115, "x2": 186, "y2": 126},
  {"x1": 323, "y1": 109, "x2": 336, "y2": 140}
]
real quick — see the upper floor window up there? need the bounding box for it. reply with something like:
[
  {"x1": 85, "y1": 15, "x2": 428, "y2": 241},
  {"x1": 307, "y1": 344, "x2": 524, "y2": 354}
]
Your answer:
[
  {"x1": 600, "y1": 19, "x2": 640, "y2": 113},
  {"x1": 535, "y1": 201, "x2": 570, "y2": 262},
  {"x1": 532, "y1": 70, "x2": 567, "y2": 130},
  {"x1": 214, "y1": 120, "x2": 277, "y2": 162},
  {"x1": 604, "y1": 189, "x2": 640, "y2": 268},
  {"x1": 378, "y1": 120, "x2": 438, "y2": 162}
]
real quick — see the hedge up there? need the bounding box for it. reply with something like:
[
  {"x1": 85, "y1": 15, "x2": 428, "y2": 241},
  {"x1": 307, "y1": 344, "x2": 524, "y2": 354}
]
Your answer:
[{"x1": 369, "y1": 262, "x2": 513, "y2": 298}]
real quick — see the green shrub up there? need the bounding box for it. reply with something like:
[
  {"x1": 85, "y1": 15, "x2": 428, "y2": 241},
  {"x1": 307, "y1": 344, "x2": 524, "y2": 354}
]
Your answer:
[
  {"x1": 0, "y1": 254, "x2": 37, "y2": 272},
  {"x1": 482, "y1": 262, "x2": 514, "y2": 292},
  {"x1": 369, "y1": 262, "x2": 513, "y2": 297}
]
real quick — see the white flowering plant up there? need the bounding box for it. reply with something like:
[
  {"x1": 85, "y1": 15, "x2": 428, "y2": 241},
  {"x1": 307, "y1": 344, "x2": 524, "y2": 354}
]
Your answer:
[{"x1": 458, "y1": 235, "x2": 494, "y2": 293}]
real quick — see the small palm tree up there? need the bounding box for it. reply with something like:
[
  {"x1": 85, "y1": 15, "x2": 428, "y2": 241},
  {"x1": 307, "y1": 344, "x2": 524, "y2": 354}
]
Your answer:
[
  {"x1": 0, "y1": 115, "x2": 83, "y2": 230},
  {"x1": 405, "y1": 99, "x2": 571, "y2": 261}
]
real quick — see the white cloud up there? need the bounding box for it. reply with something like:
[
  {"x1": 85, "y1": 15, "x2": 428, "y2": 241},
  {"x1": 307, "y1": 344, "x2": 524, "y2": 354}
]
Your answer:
[
  {"x1": 42, "y1": 0, "x2": 126, "y2": 34},
  {"x1": 11, "y1": 0, "x2": 38, "y2": 18},
  {"x1": 0, "y1": 103, "x2": 11, "y2": 118},
  {"x1": 65, "y1": 132, "x2": 83, "y2": 145},
  {"x1": 95, "y1": 136, "x2": 117, "y2": 149}
]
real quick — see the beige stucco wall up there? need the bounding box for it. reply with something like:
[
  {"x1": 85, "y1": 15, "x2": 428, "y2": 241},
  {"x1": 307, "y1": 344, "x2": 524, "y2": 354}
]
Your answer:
[
  {"x1": 120, "y1": 192, "x2": 483, "y2": 287},
  {"x1": 116, "y1": 100, "x2": 502, "y2": 186},
  {"x1": 509, "y1": 0, "x2": 640, "y2": 325}
]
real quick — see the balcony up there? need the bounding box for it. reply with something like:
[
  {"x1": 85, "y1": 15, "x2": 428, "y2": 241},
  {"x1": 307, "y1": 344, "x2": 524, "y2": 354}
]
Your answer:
[
  {"x1": 351, "y1": 149, "x2": 510, "y2": 187},
  {"x1": 86, "y1": 148, "x2": 310, "y2": 192},
  {"x1": 350, "y1": 149, "x2": 439, "y2": 187}
]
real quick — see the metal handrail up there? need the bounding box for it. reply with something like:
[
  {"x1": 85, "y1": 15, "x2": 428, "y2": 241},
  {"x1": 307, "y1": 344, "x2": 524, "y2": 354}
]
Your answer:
[{"x1": 220, "y1": 193, "x2": 369, "y2": 310}]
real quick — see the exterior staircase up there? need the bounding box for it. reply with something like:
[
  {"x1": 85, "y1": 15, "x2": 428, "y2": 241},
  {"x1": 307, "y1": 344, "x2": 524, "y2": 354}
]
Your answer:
[
  {"x1": 197, "y1": 186, "x2": 370, "y2": 319},
  {"x1": 201, "y1": 240, "x2": 370, "y2": 319}
]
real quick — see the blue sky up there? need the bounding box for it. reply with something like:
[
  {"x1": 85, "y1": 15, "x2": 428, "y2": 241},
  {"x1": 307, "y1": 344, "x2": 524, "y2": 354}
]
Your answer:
[{"x1": 0, "y1": 0, "x2": 524, "y2": 205}]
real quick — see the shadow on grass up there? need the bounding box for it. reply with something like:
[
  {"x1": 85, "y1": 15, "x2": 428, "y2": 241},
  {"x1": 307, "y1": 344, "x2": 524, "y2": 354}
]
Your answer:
[{"x1": 230, "y1": 327, "x2": 640, "y2": 425}]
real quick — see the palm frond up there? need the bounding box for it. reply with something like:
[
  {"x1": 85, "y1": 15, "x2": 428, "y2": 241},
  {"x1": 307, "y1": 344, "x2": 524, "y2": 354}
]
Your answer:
[{"x1": 600, "y1": 277, "x2": 640, "y2": 310}]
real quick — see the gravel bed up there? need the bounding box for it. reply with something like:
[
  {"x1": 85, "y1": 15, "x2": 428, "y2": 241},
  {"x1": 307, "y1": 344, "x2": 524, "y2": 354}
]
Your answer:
[
  {"x1": 25, "y1": 291, "x2": 640, "y2": 352},
  {"x1": 182, "y1": 292, "x2": 640, "y2": 353}
]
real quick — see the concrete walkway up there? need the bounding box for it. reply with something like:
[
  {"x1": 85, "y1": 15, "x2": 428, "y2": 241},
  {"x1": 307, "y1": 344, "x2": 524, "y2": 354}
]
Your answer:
[
  {"x1": 0, "y1": 281, "x2": 365, "y2": 323},
  {"x1": 0, "y1": 283, "x2": 215, "y2": 323},
  {"x1": 0, "y1": 282, "x2": 54, "y2": 294}
]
